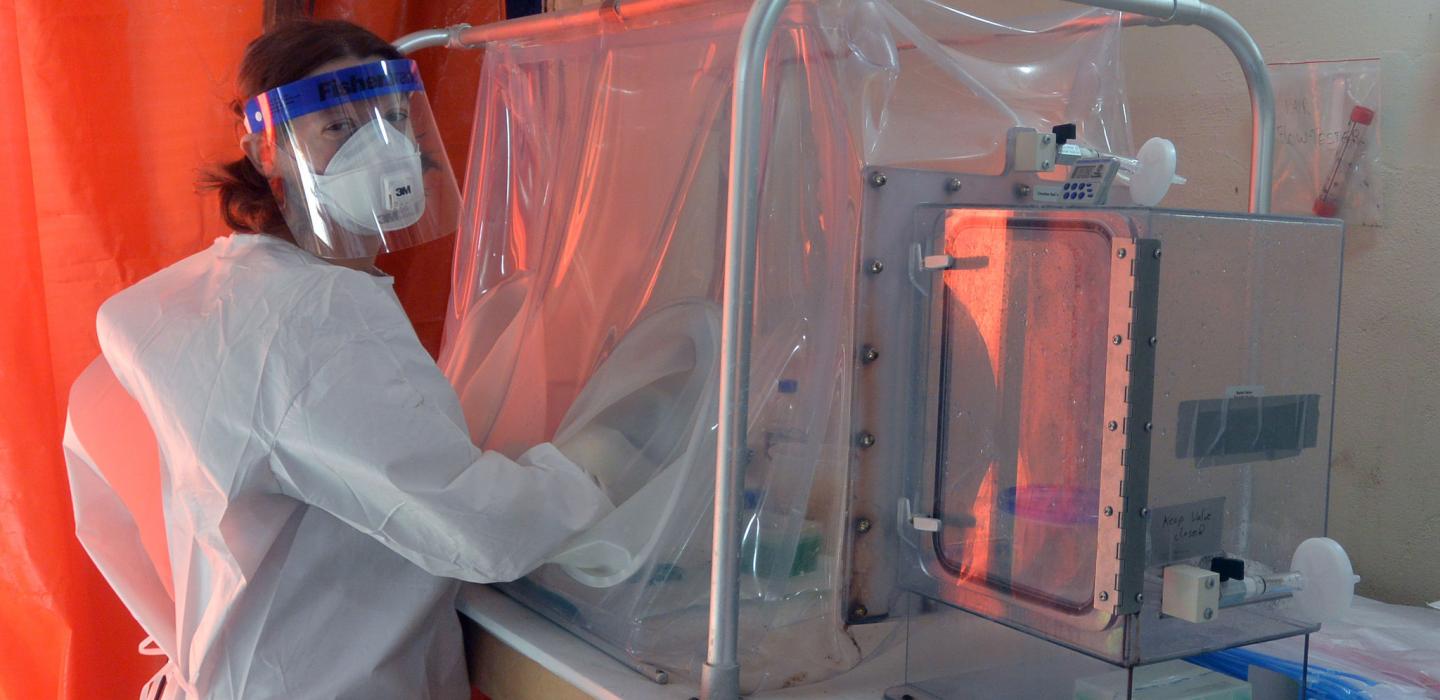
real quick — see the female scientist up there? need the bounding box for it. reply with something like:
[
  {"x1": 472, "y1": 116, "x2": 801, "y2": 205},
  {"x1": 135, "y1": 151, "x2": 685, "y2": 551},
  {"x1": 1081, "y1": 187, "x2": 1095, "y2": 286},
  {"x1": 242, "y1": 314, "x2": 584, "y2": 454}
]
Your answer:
[{"x1": 62, "y1": 19, "x2": 612, "y2": 699}]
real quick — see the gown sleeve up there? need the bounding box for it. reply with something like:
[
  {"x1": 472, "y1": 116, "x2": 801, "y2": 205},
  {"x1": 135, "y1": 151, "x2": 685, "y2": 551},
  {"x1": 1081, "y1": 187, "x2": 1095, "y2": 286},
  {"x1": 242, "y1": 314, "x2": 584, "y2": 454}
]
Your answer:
[{"x1": 268, "y1": 272, "x2": 612, "y2": 583}]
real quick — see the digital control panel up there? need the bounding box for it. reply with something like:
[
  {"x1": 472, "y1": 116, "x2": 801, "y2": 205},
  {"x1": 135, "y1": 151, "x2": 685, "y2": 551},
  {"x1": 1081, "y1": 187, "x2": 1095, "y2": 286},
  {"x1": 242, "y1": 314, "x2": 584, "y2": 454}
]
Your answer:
[{"x1": 1060, "y1": 157, "x2": 1119, "y2": 205}]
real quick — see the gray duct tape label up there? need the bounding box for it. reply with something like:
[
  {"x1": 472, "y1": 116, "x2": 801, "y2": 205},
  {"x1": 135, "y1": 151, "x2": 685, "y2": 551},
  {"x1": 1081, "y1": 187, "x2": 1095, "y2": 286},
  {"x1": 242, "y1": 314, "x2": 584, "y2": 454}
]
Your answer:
[
  {"x1": 1175, "y1": 390, "x2": 1321, "y2": 468},
  {"x1": 1148, "y1": 497, "x2": 1225, "y2": 565}
]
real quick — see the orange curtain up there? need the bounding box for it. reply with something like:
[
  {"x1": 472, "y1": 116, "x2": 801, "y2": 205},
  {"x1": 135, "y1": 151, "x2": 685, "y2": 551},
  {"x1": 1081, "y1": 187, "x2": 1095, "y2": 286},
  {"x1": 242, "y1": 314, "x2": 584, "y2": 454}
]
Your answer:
[{"x1": 0, "y1": 0, "x2": 501, "y2": 696}]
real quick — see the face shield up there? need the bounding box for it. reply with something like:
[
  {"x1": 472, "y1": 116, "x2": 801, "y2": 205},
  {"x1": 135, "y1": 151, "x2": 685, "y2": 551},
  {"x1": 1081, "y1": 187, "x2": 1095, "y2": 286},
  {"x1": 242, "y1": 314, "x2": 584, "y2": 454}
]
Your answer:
[{"x1": 244, "y1": 59, "x2": 461, "y2": 261}]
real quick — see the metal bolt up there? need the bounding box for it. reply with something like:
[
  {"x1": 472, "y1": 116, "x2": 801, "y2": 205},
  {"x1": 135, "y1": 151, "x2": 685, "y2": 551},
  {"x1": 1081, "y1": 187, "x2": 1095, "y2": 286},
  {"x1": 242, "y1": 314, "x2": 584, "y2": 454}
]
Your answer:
[
  {"x1": 1041, "y1": 160, "x2": 1052, "y2": 170},
  {"x1": 1104, "y1": 506, "x2": 1115, "y2": 517},
  {"x1": 1107, "y1": 420, "x2": 1119, "y2": 431},
  {"x1": 654, "y1": 670, "x2": 670, "y2": 684},
  {"x1": 1041, "y1": 134, "x2": 1052, "y2": 145},
  {"x1": 870, "y1": 172, "x2": 888, "y2": 188},
  {"x1": 851, "y1": 603, "x2": 869, "y2": 619},
  {"x1": 1204, "y1": 608, "x2": 1215, "y2": 620},
  {"x1": 862, "y1": 346, "x2": 880, "y2": 364},
  {"x1": 1099, "y1": 591, "x2": 1111, "y2": 602},
  {"x1": 1117, "y1": 248, "x2": 1128, "y2": 259},
  {"x1": 945, "y1": 177, "x2": 963, "y2": 193},
  {"x1": 1135, "y1": 593, "x2": 1145, "y2": 603},
  {"x1": 856, "y1": 517, "x2": 873, "y2": 534},
  {"x1": 1205, "y1": 577, "x2": 1216, "y2": 590},
  {"x1": 857, "y1": 432, "x2": 876, "y2": 448},
  {"x1": 1016, "y1": 183, "x2": 1032, "y2": 198},
  {"x1": 1153, "y1": 249, "x2": 1163, "y2": 259},
  {"x1": 1140, "y1": 507, "x2": 1150, "y2": 518},
  {"x1": 1112, "y1": 334, "x2": 1123, "y2": 345},
  {"x1": 1144, "y1": 422, "x2": 1153, "y2": 433},
  {"x1": 1148, "y1": 336, "x2": 1158, "y2": 347},
  {"x1": 868, "y1": 259, "x2": 885, "y2": 274}
]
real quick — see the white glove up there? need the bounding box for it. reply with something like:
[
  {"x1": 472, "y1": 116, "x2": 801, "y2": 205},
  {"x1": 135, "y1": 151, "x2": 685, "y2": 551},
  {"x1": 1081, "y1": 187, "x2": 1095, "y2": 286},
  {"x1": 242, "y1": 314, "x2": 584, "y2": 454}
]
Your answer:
[{"x1": 555, "y1": 424, "x2": 660, "y2": 506}]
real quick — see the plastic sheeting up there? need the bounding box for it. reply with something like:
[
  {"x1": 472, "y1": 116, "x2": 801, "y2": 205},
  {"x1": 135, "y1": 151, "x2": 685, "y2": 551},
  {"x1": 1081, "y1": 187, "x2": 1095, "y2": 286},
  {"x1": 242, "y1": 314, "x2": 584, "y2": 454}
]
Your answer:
[
  {"x1": 1249, "y1": 597, "x2": 1440, "y2": 698},
  {"x1": 1268, "y1": 58, "x2": 1382, "y2": 227},
  {"x1": 439, "y1": 0, "x2": 1130, "y2": 690}
]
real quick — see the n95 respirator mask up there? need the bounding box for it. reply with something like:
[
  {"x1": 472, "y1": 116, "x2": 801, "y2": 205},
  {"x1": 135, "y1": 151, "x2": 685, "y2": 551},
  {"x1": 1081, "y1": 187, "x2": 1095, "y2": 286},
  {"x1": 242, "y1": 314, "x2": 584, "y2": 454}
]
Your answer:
[{"x1": 311, "y1": 120, "x2": 427, "y2": 235}]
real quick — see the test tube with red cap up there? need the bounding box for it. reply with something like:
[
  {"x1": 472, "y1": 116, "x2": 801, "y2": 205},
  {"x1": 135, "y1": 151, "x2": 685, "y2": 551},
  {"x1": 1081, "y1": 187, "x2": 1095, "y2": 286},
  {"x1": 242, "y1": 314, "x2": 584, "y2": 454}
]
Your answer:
[{"x1": 1313, "y1": 104, "x2": 1376, "y2": 217}]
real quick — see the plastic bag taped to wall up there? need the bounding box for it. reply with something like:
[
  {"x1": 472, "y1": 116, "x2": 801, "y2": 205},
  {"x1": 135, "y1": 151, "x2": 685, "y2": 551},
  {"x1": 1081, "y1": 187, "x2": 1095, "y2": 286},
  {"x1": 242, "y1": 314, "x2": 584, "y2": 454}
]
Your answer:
[
  {"x1": 438, "y1": 0, "x2": 1131, "y2": 691},
  {"x1": 1269, "y1": 58, "x2": 1382, "y2": 226}
]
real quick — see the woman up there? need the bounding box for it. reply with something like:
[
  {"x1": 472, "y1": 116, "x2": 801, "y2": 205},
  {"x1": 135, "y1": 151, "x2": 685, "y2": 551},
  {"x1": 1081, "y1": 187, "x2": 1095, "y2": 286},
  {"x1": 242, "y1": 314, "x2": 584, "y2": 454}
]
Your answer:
[{"x1": 63, "y1": 20, "x2": 612, "y2": 699}]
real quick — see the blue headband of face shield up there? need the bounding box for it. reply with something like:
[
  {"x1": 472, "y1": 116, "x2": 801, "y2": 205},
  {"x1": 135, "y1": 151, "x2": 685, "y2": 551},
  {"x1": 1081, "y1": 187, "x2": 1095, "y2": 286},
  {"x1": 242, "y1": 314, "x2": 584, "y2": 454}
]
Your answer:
[{"x1": 243, "y1": 59, "x2": 425, "y2": 135}]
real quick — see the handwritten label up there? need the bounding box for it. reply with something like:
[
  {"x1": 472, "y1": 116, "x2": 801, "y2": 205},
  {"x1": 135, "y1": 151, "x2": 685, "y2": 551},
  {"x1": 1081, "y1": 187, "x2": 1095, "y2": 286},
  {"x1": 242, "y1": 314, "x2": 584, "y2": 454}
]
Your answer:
[
  {"x1": 1148, "y1": 497, "x2": 1225, "y2": 565},
  {"x1": 1276, "y1": 124, "x2": 1356, "y2": 149},
  {"x1": 1032, "y1": 185, "x2": 1062, "y2": 203}
]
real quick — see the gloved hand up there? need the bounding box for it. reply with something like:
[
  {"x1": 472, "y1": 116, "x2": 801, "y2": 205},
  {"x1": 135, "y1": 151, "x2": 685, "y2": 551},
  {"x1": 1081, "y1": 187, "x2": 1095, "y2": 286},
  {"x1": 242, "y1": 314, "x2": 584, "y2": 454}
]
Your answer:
[
  {"x1": 545, "y1": 301, "x2": 721, "y2": 588},
  {"x1": 552, "y1": 302, "x2": 718, "y2": 512},
  {"x1": 554, "y1": 424, "x2": 660, "y2": 506}
]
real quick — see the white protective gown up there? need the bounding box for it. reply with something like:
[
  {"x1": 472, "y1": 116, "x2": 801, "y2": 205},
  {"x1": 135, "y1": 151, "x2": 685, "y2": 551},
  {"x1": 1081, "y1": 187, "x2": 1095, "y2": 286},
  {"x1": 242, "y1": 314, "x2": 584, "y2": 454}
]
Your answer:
[{"x1": 62, "y1": 233, "x2": 612, "y2": 699}]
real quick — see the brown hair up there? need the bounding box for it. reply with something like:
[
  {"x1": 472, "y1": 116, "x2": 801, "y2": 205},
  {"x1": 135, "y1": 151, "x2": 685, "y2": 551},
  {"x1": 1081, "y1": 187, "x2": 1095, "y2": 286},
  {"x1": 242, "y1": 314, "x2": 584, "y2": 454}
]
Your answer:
[{"x1": 202, "y1": 19, "x2": 403, "y2": 235}]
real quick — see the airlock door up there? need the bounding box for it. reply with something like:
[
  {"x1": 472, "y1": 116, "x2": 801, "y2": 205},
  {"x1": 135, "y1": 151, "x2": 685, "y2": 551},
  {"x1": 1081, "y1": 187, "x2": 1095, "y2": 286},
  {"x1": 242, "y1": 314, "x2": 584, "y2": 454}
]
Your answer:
[{"x1": 910, "y1": 209, "x2": 1146, "y2": 630}]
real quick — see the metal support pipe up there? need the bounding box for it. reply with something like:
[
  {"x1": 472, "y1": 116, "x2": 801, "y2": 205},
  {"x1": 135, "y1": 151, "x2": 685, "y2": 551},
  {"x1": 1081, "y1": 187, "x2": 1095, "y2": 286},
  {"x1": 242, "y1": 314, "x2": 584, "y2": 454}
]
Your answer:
[
  {"x1": 396, "y1": 4, "x2": 1151, "y2": 55},
  {"x1": 1189, "y1": 4, "x2": 1274, "y2": 214},
  {"x1": 704, "y1": 3, "x2": 791, "y2": 696},
  {"x1": 394, "y1": 0, "x2": 710, "y2": 53},
  {"x1": 394, "y1": 26, "x2": 462, "y2": 54},
  {"x1": 1063, "y1": 0, "x2": 1275, "y2": 213}
]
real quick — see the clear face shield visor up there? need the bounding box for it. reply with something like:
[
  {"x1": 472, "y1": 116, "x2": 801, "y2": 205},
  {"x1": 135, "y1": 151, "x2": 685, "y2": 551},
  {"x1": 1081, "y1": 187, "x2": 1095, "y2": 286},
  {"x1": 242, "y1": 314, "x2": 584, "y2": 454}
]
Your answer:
[{"x1": 244, "y1": 59, "x2": 461, "y2": 261}]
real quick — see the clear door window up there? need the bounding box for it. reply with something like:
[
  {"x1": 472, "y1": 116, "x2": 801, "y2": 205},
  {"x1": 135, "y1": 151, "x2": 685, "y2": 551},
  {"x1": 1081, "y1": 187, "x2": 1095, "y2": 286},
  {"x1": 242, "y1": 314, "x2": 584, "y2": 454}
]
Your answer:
[{"x1": 931, "y1": 211, "x2": 1116, "y2": 614}]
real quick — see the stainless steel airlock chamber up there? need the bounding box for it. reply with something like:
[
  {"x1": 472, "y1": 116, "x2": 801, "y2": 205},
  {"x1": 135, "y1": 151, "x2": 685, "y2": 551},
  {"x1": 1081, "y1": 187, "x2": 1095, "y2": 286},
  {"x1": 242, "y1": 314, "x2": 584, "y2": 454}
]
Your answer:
[{"x1": 848, "y1": 167, "x2": 1344, "y2": 674}]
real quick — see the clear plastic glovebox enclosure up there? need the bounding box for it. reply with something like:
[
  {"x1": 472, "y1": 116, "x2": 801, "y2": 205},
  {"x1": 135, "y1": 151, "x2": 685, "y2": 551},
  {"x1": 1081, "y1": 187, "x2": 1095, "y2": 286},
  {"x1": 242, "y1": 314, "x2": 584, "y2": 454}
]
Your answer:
[{"x1": 435, "y1": 0, "x2": 1345, "y2": 693}]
